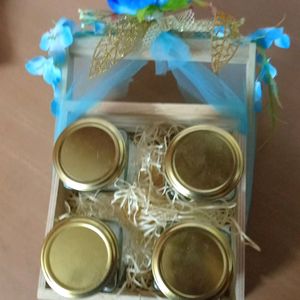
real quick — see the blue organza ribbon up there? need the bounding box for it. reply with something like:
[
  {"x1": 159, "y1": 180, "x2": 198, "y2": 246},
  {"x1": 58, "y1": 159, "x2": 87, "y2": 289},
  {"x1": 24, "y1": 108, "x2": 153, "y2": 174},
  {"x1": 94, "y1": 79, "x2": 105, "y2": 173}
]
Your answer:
[
  {"x1": 54, "y1": 59, "x2": 147, "y2": 139},
  {"x1": 55, "y1": 32, "x2": 247, "y2": 138},
  {"x1": 151, "y1": 32, "x2": 247, "y2": 131}
]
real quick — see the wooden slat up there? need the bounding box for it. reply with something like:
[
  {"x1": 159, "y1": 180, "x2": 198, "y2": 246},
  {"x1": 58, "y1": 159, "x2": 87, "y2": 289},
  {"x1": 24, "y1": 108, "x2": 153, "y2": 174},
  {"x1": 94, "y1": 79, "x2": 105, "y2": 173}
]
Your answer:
[{"x1": 70, "y1": 37, "x2": 251, "y2": 64}]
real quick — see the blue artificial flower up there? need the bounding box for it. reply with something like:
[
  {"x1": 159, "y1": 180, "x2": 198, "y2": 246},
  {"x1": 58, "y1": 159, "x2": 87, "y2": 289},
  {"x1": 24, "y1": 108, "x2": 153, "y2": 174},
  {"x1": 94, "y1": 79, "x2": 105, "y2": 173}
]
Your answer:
[
  {"x1": 254, "y1": 59, "x2": 278, "y2": 112},
  {"x1": 214, "y1": 25, "x2": 225, "y2": 38},
  {"x1": 248, "y1": 27, "x2": 290, "y2": 49},
  {"x1": 107, "y1": 0, "x2": 168, "y2": 15},
  {"x1": 258, "y1": 59, "x2": 278, "y2": 83},
  {"x1": 40, "y1": 18, "x2": 77, "y2": 63},
  {"x1": 25, "y1": 56, "x2": 61, "y2": 87}
]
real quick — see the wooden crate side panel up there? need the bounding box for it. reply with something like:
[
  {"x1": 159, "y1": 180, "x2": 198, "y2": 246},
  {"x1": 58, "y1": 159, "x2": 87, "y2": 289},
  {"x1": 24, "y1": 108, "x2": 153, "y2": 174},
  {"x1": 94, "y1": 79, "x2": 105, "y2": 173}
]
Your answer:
[{"x1": 233, "y1": 42, "x2": 256, "y2": 300}]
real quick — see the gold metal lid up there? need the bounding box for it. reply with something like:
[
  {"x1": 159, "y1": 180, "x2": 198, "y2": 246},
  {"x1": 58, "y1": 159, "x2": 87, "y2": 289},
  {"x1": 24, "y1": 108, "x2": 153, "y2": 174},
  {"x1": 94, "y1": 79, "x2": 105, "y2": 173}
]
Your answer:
[
  {"x1": 165, "y1": 125, "x2": 243, "y2": 200},
  {"x1": 53, "y1": 118, "x2": 126, "y2": 191},
  {"x1": 41, "y1": 217, "x2": 118, "y2": 298},
  {"x1": 152, "y1": 223, "x2": 233, "y2": 300}
]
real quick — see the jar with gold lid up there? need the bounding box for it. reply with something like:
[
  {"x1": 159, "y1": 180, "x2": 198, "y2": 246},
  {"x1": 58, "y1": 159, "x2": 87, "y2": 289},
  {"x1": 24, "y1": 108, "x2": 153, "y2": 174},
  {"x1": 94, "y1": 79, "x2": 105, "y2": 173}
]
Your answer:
[
  {"x1": 41, "y1": 217, "x2": 123, "y2": 298},
  {"x1": 53, "y1": 118, "x2": 127, "y2": 192},
  {"x1": 152, "y1": 222, "x2": 233, "y2": 300},
  {"x1": 164, "y1": 125, "x2": 243, "y2": 202}
]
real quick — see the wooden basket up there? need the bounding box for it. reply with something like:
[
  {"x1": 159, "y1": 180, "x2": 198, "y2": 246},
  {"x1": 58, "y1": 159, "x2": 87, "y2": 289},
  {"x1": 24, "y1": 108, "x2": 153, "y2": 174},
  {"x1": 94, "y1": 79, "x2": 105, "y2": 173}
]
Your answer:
[{"x1": 37, "y1": 36, "x2": 256, "y2": 300}]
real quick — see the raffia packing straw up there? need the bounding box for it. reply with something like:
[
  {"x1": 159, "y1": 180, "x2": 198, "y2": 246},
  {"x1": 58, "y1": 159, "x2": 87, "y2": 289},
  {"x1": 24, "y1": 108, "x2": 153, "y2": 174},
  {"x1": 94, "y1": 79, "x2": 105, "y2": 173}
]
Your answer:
[
  {"x1": 111, "y1": 143, "x2": 165, "y2": 291},
  {"x1": 133, "y1": 123, "x2": 185, "y2": 195},
  {"x1": 132, "y1": 123, "x2": 261, "y2": 250}
]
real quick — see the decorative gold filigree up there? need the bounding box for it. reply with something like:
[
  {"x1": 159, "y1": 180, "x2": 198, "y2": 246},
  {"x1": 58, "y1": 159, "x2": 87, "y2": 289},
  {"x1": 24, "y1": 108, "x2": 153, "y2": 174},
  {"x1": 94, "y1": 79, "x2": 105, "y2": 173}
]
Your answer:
[
  {"x1": 142, "y1": 10, "x2": 214, "y2": 49},
  {"x1": 88, "y1": 9, "x2": 244, "y2": 78},
  {"x1": 211, "y1": 11, "x2": 244, "y2": 73},
  {"x1": 89, "y1": 10, "x2": 215, "y2": 78},
  {"x1": 89, "y1": 17, "x2": 150, "y2": 78}
]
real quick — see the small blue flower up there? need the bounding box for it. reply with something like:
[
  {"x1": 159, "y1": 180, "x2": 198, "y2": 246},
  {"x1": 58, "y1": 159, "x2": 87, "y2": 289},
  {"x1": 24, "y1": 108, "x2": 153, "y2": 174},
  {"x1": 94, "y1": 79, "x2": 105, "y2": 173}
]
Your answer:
[
  {"x1": 248, "y1": 27, "x2": 290, "y2": 49},
  {"x1": 214, "y1": 26, "x2": 225, "y2": 38},
  {"x1": 25, "y1": 56, "x2": 61, "y2": 87},
  {"x1": 107, "y1": 0, "x2": 168, "y2": 15},
  {"x1": 40, "y1": 18, "x2": 77, "y2": 63},
  {"x1": 254, "y1": 58, "x2": 278, "y2": 112}
]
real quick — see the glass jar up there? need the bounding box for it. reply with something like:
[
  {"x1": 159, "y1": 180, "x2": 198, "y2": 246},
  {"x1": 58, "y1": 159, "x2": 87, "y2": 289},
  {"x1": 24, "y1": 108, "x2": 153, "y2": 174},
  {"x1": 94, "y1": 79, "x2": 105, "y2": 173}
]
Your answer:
[
  {"x1": 164, "y1": 125, "x2": 243, "y2": 202},
  {"x1": 41, "y1": 217, "x2": 123, "y2": 298},
  {"x1": 53, "y1": 118, "x2": 127, "y2": 192},
  {"x1": 152, "y1": 222, "x2": 233, "y2": 300}
]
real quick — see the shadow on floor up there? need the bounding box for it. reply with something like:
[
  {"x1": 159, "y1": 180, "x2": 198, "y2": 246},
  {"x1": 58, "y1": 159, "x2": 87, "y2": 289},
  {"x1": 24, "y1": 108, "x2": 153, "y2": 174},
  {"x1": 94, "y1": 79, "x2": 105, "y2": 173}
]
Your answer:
[
  {"x1": 245, "y1": 109, "x2": 300, "y2": 296},
  {"x1": 0, "y1": 0, "x2": 14, "y2": 64}
]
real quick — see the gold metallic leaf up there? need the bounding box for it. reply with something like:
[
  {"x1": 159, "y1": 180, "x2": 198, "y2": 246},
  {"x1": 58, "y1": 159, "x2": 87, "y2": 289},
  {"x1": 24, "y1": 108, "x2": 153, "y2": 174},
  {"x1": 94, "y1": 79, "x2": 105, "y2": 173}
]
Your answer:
[
  {"x1": 211, "y1": 11, "x2": 244, "y2": 73},
  {"x1": 89, "y1": 17, "x2": 150, "y2": 78}
]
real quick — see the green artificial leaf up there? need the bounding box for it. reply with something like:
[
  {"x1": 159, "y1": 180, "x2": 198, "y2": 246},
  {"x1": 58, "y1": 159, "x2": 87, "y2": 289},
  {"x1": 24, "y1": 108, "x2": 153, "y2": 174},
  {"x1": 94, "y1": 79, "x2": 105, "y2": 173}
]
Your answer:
[
  {"x1": 161, "y1": 0, "x2": 190, "y2": 12},
  {"x1": 269, "y1": 77, "x2": 282, "y2": 108},
  {"x1": 193, "y1": 0, "x2": 210, "y2": 7},
  {"x1": 267, "y1": 76, "x2": 282, "y2": 128},
  {"x1": 137, "y1": 5, "x2": 159, "y2": 21}
]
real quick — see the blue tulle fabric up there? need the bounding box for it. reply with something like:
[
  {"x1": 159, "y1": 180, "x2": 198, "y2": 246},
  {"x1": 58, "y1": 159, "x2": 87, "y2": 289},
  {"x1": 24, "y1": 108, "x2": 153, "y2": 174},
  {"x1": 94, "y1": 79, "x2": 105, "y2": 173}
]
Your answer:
[
  {"x1": 54, "y1": 59, "x2": 147, "y2": 139},
  {"x1": 55, "y1": 32, "x2": 247, "y2": 138},
  {"x1": 151, "y1": 33, "x2": 247, "y2": 131}
]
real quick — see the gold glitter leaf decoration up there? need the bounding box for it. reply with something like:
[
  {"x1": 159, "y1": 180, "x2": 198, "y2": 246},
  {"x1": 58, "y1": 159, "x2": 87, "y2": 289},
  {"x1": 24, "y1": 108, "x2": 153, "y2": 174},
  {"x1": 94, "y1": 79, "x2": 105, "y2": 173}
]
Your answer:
[
  {"x1": 89, "y1": 17, "x2": 150, "y2": 78},
  {"x1": 211, "y1": 11, "x2": 244, "y2": 73}
]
